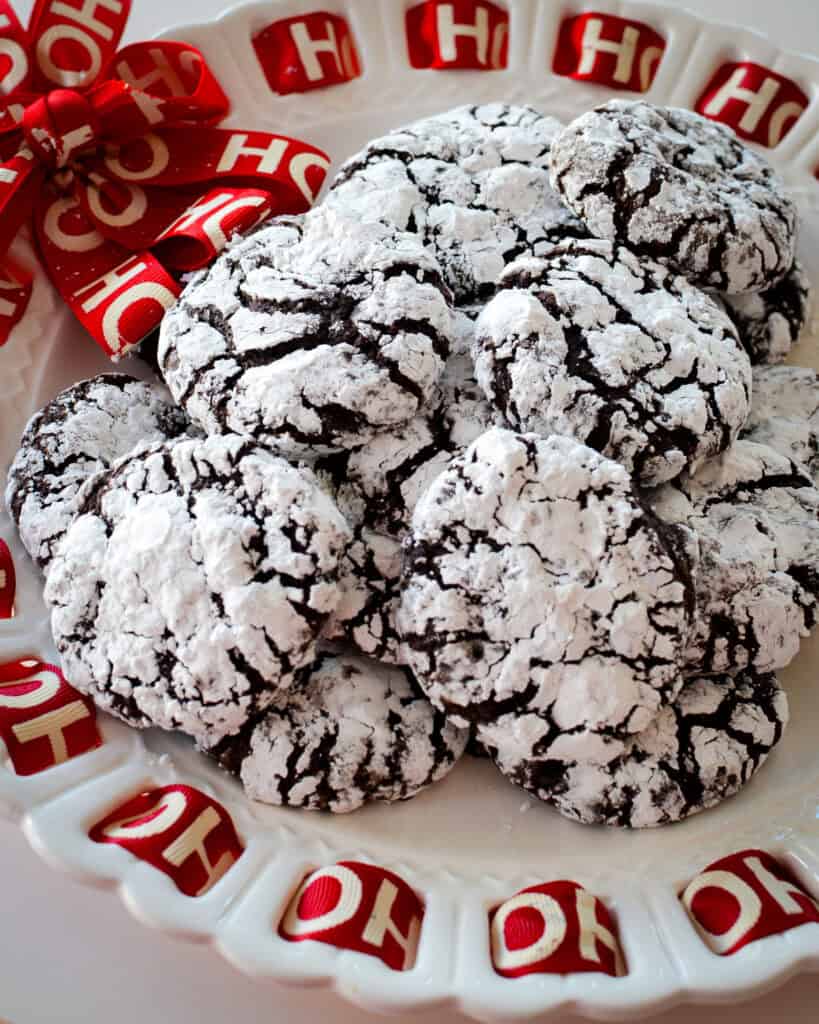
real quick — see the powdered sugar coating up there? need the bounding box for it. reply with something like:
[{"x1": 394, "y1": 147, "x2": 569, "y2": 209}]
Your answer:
[
  {"x1": 741, "y1": 365, "x2": 819, "y2": 484},
  {"x1": 321, "y1": 527, "x2": 406, "y2": 664},
  {"x1": 722, "y1": 260, "x2": 811, "y2": 365},
  {"x1": 473, "y1": 240, "x2": 751, "y2": 486},
  {"x1": 44, "y1": 434, "x2": 351, "y2": 745},
  {"x1": 207, "y1": 653, "x2": 469, "y2": 813},
  {"x1": 550, "y1": 101, "x2": 797, "y2": 294},
  {"x1": 649, "y1": 441, "x2": 819, "y2": 676},
  {"x1": 451, "y1": 302, "x2": 484, "y2": 360},
  {"x1": 158, "y1": 207, "x2": 453, "y2": 458},
  {"x1": 397, "y1": 428, "x2": 689, "y2": 751},
  {"x1": 481, "y1": 670, "x2": 788, "y2": 828},
  {"x1": 327, "y1": 104, "x2": 589, "y2": 303},
  {"x1": 317, "y1": 349, "x2": 498, "y2": 537},
  {"x1": 4, "y1": 374, "x2": 189, "y2": 572}
]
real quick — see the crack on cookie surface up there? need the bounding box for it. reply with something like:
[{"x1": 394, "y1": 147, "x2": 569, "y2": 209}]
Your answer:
[
  {"x1": 649, "y1": 440, "x2": 819, "y2": 676},
  {"x1": 43, "y1": 434, "x2": 350, "y2": 746},
  {"x1": 473, "y1": 239, "x2": 751, "y2": 486},
  {"x1": 327, "y1": 103, "x2": 589, "y2": 305},
  {"x1": 205, "y1": 653, "x2": 468, "y2": 812},
  {"x1": 549, "y1": 101, "x2": 796, "y2": 294},
  {"x1": 5, "y1": 374, "x2": 190, "y2": 572},
  {"x1": 483, "y1": 669, "x2": 788, "y2": 828},
  {"x1": 158, "y1": 210, "x2": 453, "y2": 458},
  {"x1": 398, "y1": 428, "x2": 689, "y2": 752}
]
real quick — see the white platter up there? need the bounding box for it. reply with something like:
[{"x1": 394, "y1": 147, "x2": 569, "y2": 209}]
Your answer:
[{"x1": 2, "y1": 0, "x2": 819, "y2": 1019}]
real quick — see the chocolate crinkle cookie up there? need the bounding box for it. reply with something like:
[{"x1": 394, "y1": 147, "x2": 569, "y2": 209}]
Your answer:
[
  {"x1": 741, "y1": 365, "x2": 819, "y2": 484},
  {"x1": 481, "y1": 669, "x2": 788, "y2": 828},
  {"x1": 4, "y1": 374, "x2": 190, "y2": 573},
  {"x1": 722, "y1": 259, "x2": 811, "y2": 365},
  {"x1": 326, "y1": 103, "x2": 589, "y2": 304},
  {"x1": 316, "y1": 347, "x2": 498, "y2": 538},
  {"x1": 321, "y1": 526, "x2": 406, "y2": 664},
  {"x1": 473, "y1": 239, "x2": 751, "y2": 486},
  {"x1": 649, "y1": 441, "x2": 819, "y2": 676},
  {"x1": 158, "y1": 206, "x2": 453, "y2": 458},
  {"x1": 549, "y1": 100, "x2": 797, "y2": 294},
  {"x1": 44, "y1": 433, "x2": 351, "y2": 746},
  {"x1": 205, "y1": 652, "x2": 469, "y2": 813},
  {"x1": 397, "y1": 428, "x2": 692, "y2": 758}
]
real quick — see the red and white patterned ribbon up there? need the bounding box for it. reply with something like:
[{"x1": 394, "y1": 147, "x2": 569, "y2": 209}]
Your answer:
[
  {"x1": 90, "y1": 784, "x2": 244, "y2": 896},
  {"x1": 279, "y1": 860, "x2": 424, "y2": 971},
  {"x1": 490, "y1": 879, "x2": 625, "y2": 978},
  {"x1": 0, "y1": 0, "x2": 330, "y2": 356},
  {"x1": 405, "y1": 0, "x2": 509, "y2": 70},
  {"x1": 253, "y1": 11, "x2": 361, "y2": 94},
  {"x1": 0, "y1": 658, "x2": 101, "y2": 775},
  {"x1": 0, "y1": 539, "x2": 15, "y2": 618},
  {"x1": 682, "y1": 848, "x2": 819, "y2": 954}
]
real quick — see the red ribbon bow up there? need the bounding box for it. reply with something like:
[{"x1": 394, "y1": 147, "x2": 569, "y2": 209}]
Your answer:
[{"x1": 0, "y1": 0, "x2": 331, "y2": 356}]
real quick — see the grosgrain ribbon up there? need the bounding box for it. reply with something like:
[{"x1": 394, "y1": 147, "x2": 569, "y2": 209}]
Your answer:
[{"x1": 0, "y1": 0, "x2": 330, "y2": 356}]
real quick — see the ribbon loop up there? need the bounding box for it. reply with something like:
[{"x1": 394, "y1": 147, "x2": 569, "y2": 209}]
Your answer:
[
  {"x1": 0, "y1": 1, "x2": 33, "y2": 99},
  {"x1": 28, "y1": 0, "x2": 132, "y2": 93},
  {"x1": 111, "y1": 41, "x2": 229, "y2": 123}
]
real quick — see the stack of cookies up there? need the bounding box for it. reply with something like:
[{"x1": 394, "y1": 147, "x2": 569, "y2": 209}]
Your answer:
[{"x1": 6, "y1": 100, "x2": 816, "y2": 827}]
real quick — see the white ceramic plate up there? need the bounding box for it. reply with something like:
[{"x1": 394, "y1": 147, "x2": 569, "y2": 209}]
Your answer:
[{"x1": 2, "y1": 1, "x2": 819, "y2": 1019}]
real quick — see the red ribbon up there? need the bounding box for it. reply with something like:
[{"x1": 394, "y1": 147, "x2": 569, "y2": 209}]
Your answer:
[{"x1": 0, "y1": 1, "x2": 331, "y2": 357}]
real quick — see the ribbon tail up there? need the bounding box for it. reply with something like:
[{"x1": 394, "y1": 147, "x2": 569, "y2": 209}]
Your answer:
[
  {"x1": 34, "y1": 190, "x2": 180, "y2": 359},
  {"x1": 151, "y1": 187, "x2": 274, "y2": 270},
  {"x1": 75, "y1": 170, "x2": 274, "y2": 268},
  {"x1": 0, "y1": 154, "x2": 45, "y2": 261},
  {"x1": 0, "y1": 256, "x2": 33, "y2": 346}
]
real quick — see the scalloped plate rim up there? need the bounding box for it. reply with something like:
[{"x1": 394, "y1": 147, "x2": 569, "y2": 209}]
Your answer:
[{"x1": 2, "y1": 0, "x2": 819, "y2": 1020}]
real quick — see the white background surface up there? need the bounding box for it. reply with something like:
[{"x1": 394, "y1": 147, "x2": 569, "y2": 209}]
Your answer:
[{"x1": 3, "y1": 0, "x2": 819, "y2": 1022}]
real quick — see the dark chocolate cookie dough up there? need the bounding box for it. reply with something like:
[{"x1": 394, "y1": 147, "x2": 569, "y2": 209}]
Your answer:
[
  {"x1": 159, "y1": 207, "x2": 453, "y2": 458},
  {"x1": 722, "y1": 259, "x2": 811, "y2": 365},
  {"x1": 321, "y1": 527, "x2": 406, "y2": 664},
  {"x1": 481, "y1": 669, "x2": 788, "y2": 827},
  {"x1": 327, "y1": 103, "x2": 589, "y2": 303},
  {"x1": 5, "y1": 374, "x2": 188, "y2": 572},
  {"x1": 742, "y1": 365, "x2": 819, "y2": 484},
  {"x1": 550, "y1": 100, "x2": 797, "y2": 294},
  {"x1": 473, "y1": 239, "x2": 751, "y2": 486},
  {"x1": 650, "y1": 441, "x2": 819, "y2": 676},
  {"x1": 398, "y1": 428, "x2": 691, "y2": 756},
  {"x1": 316, "y1": 348, "x2": 498, "y2": 537},
  {"x1": 44, "y1": 434, "x2": 350, "y2": 745},
  {"x1": 206, "y1": 652, "x2": 469, "y2": 813}
]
